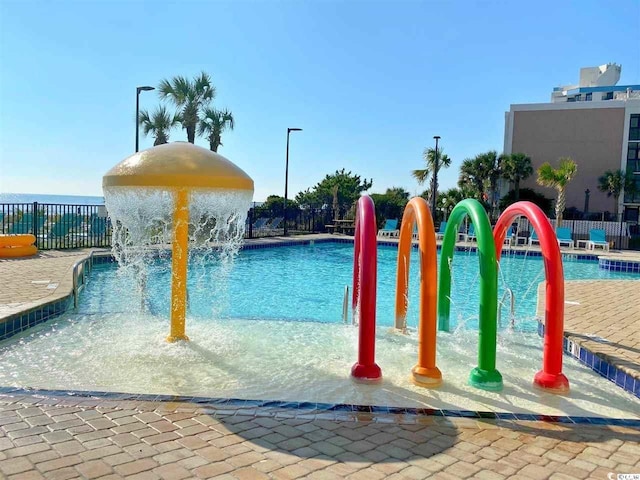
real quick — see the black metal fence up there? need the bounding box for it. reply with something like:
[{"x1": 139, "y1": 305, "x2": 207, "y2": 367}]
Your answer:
[
  {"x1": 0, "y1": 203, "x2": 111, "y2": 250},
  {"x1": 0, "y1": 202, "x2": 347, "y2": 249},
  {"x1": 5, "y1": 201, "x2": 636, "y2": 250},
  {"x1": 245, "y1": 202, "x2": 345, "y2": 239}
]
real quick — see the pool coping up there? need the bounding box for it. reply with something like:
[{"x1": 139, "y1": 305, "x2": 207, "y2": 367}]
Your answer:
[{"x1": 1, "y1": 234, "x2": 639, "y2": 416}]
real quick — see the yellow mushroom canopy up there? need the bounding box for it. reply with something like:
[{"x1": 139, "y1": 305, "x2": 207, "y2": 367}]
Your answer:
[{"x1": 103, "y1": 142, "x2": 254, "y2": 192}]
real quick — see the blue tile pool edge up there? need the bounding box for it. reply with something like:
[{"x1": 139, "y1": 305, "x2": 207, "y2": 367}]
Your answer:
[
  {"x1": 0, "y1": 297, "x2": 73, "y2": 341},
  {"x1": 0, "y1": 386, "x2": 637, "y2": 427},
  {"x1": 598, "y1": 257, "x2": 640, "y2": 273},
  {"x1": 538, "y1": 323, "x2": 640, "y2": 400}
]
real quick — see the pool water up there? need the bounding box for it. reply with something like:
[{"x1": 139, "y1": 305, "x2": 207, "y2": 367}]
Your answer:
[
  {"x1": 132, "y1": 242, "x2": 635, "y2": 331},
  {"x1": 0, "y1": 241, "x2": 638, "y2": 418}
]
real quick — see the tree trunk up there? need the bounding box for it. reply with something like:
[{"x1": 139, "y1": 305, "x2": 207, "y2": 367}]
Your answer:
[
  {"x1": 154, "y1": 132, "x2": 168, "y2": 146},
  {"x1": 514, "y1": 179, "x2": 520, "y2": 201},
  {"x1": 555, "y1": 187, "x2": 566, "y2": 229},
  {"x1": 186, "y1": 125, "x2": 196, "y2": 143},
  {"x1": 208, "y1": 134, "x2": 221, "y2": 152},
  {"x1": 613, "y1": 194, "x2": 619, "y2": 218}
]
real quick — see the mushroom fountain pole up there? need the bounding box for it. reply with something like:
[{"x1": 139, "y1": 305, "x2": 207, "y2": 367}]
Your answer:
[{"x1": 103, "y1": 142, "x2": 254, "y2": 342}]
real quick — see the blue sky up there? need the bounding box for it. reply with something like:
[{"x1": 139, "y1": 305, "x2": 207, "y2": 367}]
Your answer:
[{"x1": 1, "y1": 0, "x2": 639, "y2": 202}]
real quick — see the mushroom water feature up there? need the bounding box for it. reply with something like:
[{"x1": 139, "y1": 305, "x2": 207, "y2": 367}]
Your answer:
[{"x1": 102, "y1": 142, "x2": 254, "y2": 342}]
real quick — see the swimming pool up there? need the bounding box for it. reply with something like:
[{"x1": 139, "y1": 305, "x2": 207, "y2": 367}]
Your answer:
[
  {"x1": 84, "y1": 242, "x2": 638, "y2": 330},
  {"x1": 0, "y1": 241, "x2": 638, "y2": 418}
]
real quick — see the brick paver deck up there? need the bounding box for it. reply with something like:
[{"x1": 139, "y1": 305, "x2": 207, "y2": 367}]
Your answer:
[
  {"x1": 0, "y1": 250, "x2": 91, "y2": 320},
  {"x1": 1, "y1": 393, "x2": 639, "y2": 480},
  {"x1": 538, "y1": 280, "x2": 640, "y2": 382}
]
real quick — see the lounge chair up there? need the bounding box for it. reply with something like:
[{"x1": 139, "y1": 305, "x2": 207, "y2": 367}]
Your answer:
[
  {"x1": 8, "y1": 213, "x2": 45, "y2": 235},
  {"x1": 556, "y1": 227, "x2": 574, "y2": 249},
  {"x1": 502, "y1": 226, "x2": 515, "y2": 246},
  {"x1": 378, "y1": 219, "x2": 399, "y2": 237},
  {"x1": 435, "y1": 221, "x2": 447, "y2": 240},
  {"x1": 464, "y1": 224, "x2": 476, "y2": 242},
  {"x1": 266, "y1": 217, "x2": 284, "y2": 231},
  {"x1": 252, "y1": 217, "x2": 269, "y2": 231},
  {"x1": 89, "y1": 214, "x2": 108, "y2": 238},
  {"x1": 528, "y1": 229, "x2": 540, "y2": 247},
  {"x1": 48, "y1": 213, "x2": 80, "y2": 239},
  {"x1": 586, "y1": 229, "x2": 610, "y2": 251}
]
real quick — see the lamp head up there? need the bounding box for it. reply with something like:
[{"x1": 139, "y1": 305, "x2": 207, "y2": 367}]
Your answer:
[
  {"x1": 433, "y1": 135, "x2": 441, "y2": 140},
  {"x1": 137, "y1": 86, "x2": 155, "y2": 93},
  {"x1": 288, "y1": 127, "x2": 303, "y2": 133}
]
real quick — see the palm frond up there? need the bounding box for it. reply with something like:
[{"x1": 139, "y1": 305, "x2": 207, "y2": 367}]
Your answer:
[{"x1": 412, "y1": 169, "x2": 430, "y2": 184}]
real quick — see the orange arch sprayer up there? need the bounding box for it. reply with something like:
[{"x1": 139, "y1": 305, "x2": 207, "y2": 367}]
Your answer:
[{"x1": 394, "y1": 197, "x2": 442, "y2": 387}]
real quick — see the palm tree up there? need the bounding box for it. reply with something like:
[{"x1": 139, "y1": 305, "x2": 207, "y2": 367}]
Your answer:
[
  {"x1": 536, "y1": 157, "x2": 578, "y2": 228},
  {"x1": 158, "y1": 72, "x2": 215, "y2": 143},
  {"x1": 598, "y1": 169, "x2": 635, "y2": 217},
  {"x1": 478, "y1": 151, "x2": 501, "y2": 218},
  {"x1": 198, "y1": 108, "x2": 234, "y2": 152},
  {"x1": 138, "y1": 106, "x2": 181, "y2": 146},
  {"x1": 412, "y1": 147, "x2": 451, "y2": 203},
  {"x1": 458, "y1": 156, "x2": 486, "y2": 200},
  {"x1": 437, "y1": 187, "x2": 464, "y2": 219},
  {"x1": 500, "y1": 152, "x2": 533, "y2": 201}
]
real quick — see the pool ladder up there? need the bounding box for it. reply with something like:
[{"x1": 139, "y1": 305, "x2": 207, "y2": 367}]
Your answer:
[
  {"x1": 342, "y1": 285, "x2": 356, "y2": 325},
  {"x1": 498, "y1": 287, "x2": 516, "y2": 329}
]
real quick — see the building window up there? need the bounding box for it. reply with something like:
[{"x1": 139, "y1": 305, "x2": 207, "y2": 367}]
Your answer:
[
  {"x1": 624, "y1": 207, "x2": 639, "y2": 222},
  {"x1": 624, "y1": 175, "x2": 640, "y2": 203},
  {"x1": 567, "y1": 97, "x2": 575, "y2": 102},
  {"x1": 630, "y1": 114, "x2": 640, "y2": 141},
  {"x1": 586, "y1": 93, "x2": 592, "y2": 101},
  {"x1": 604, "y1": 92, "x2": 614, "y2": 100},
  {"x1": 575, "y1": 94, "x2": 582, "y2": 102}
]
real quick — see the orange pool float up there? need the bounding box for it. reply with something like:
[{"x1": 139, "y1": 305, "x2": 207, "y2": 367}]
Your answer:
[{"x1": 0, "y1": 235, "x2": 38, "y2": 257}]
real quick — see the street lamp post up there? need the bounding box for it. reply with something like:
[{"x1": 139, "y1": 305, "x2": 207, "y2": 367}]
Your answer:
[
  {"x1": 431, "y1": 135, "x2": 441, "y2": 220},
  {"x1": 283, "y1": 127, "x2": 302, "y2": 236},
  {"x1": 135, "y1": 86, "x2": 156, "y2": 152}
]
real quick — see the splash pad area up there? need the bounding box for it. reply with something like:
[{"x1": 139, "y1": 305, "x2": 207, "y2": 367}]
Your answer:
[
  {"x1": 0, "y1": 144, "x2": 637, "y2": 422},
  {"x1": 0, "y1": 240, "x2": 638, "y2": 420}
]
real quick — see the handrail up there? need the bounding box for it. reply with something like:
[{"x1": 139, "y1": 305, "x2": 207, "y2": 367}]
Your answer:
[
  {"x1": 72, "y1": 251, "x2": 95, "y2": 309},
  {"x1": 498, "y1": 288, "x2": 515, "y2": 329},
  {"x1": 342, "y1": 285, "x2": 350, "y2": 324}
]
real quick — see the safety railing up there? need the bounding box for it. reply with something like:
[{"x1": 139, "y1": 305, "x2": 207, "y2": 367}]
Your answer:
[
  {"x1": 342, "y1": 285, "x2": 350, "y2": 324},
  {"x1": 0, "y1": 202, "x2": 111, "y2": 250},
  {"x1": 498, "y1": 287, "x2": 515, "y2": 329}
]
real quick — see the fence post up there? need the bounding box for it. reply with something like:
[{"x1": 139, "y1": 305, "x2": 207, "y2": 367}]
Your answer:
[
  {"x1": 32, "y1": 202, "x2": 39, "y2": 247},
  {"x1": 248, "y1": 207, "x2": 253, "y2": 239},
  {"x1": 619, "y1": 214, "x2": 623, "y2": 250}
]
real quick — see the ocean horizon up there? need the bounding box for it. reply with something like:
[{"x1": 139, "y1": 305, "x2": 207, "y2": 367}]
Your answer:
[{"x1": 0, "y1": 193, "x2": 105, "y2": 205}]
